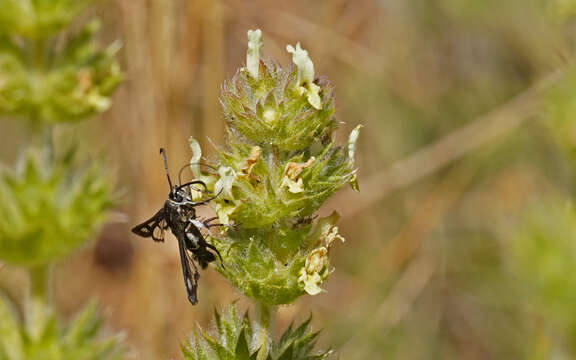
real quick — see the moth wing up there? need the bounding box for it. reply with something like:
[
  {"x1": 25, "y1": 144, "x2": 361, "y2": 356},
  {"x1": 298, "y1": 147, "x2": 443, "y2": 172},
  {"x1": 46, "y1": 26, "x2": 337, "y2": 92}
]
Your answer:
[
  {"x1": 178, "y1": 237, "x2": 200, "y2": 305},
  {"x1": 131, "y1": 208, "x2": 166, "y2": 242}
]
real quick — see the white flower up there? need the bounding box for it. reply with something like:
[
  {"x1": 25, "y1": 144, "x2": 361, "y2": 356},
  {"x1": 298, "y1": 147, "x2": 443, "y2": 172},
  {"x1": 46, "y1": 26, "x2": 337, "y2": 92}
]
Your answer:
[
  {"x1": 188, "y1": 137, "x2": 217, "y2": 200},
  {"x1": 286, "y1": 42, "x2": 314, "y2": 85},
  {"x1": 246, "y1": 29, "x2": 263, "y2": 79},
  {"x1": 280, "y1": 157, "x2": 315, "y2": 193},
  {"x1": 214, "y1": 166, "x2": 236, "y2": 200},
  {"x1": 286, "y1": 42, "x2": 322, "y2": 110},
  {"x1": 188, "y1": 136, "x2": 202, "y2": 177},
  {"x1": 214, "y1": 202, "x2": 236, "y2": 225},
  {"x1": 298, "y1": 247, "x2": 328, "y2": 295},
  {"x1": 298, "y1": 271, "x2": 323, "y2": 295},
  {"x1": 323, "y1": 226, "x2": 345, "y2": 248},
  {"x1": 347, "y1": 125, "x2": 363, "y2": 191},
  {"x1": 347, "y1": 124, "x2": 363, "y2": 163}
]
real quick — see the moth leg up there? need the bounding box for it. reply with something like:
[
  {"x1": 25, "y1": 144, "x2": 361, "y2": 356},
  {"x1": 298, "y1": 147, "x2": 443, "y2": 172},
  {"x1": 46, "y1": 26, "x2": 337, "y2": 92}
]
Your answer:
[
  {"x1": 187, "y1": 219, "x2": 225, "y2": 268},
  {"x1": 202, "y1": 216, "x2": 228, "y2": 228},
  {"x1": 190, "y1": 218, "x2": 210, "y2": 231},
  {"x1": 185, "y1": 248, "x2": 200, "y2": 274},
  {"x1": 195, "y1": 217, "x2": 230, "y2": 231},
  {"x1": 204, "y1": 241, "x2": 225, "y2": 269}
]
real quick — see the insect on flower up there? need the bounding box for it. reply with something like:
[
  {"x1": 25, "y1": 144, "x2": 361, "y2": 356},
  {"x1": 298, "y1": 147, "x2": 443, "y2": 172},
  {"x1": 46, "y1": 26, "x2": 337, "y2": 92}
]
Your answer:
[{"x1": 132, "y1": 148, "x2": 224, "y2": 305}]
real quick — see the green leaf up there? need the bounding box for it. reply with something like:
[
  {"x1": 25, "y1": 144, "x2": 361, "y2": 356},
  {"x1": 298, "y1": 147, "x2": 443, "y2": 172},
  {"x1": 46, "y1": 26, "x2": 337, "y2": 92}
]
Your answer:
[
  {"x1": 235, "y1": 328, "x2": 251, "y2": 360},
  {"x1": 183, "y1": 305, "x2": 332, "y2": 360},
  {"x1": 0, "y1": 296, "x2": 124, "y2": 360}
]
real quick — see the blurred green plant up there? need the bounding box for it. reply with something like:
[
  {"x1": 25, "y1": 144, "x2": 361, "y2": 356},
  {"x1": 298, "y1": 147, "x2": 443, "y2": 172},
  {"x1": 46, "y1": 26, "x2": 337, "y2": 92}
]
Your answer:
[
  {"x1": 0, "y1": 19, "x2": 122, "y2": 124},
  {"x1": 508, "y1": 201, "x2": 576, "y2": 356},
  {"x1": 0, "y1": 296, "x2": 124, "y2": 360},
  {"x1": 0, "y1": 0, "x2": 124, "y2": 358},
  {"x1": 0, "y1": 0, "x2": 97, "y2": 39},
  {"x1": 182, "y1": 304, "x2": 330, "y2": 360},
  {"x1": 544, "y1": 67, "x2": 576, "y2": 162},
  {"x1": 0, "y1": 148, "x2": 114, "y2": 267},
  {"x1": 549, "y1": 0, "x2": 576, "y2": 19}
]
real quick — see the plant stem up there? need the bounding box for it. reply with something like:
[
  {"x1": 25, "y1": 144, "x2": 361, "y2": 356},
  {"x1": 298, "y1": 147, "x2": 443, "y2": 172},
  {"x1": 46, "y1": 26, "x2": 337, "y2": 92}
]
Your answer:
[
  {"x1": 255, "y1": 301, "x2": 277, "y2": 360},
  {"x1": 28, "y1": 265, "x2": 51, "y2": 337},
  {"x1": 30, "y1": 265, "x2": 50, "y2": 303},
  {"x1": 43, "y1": 124, "x2": 54, "y2": 163}
]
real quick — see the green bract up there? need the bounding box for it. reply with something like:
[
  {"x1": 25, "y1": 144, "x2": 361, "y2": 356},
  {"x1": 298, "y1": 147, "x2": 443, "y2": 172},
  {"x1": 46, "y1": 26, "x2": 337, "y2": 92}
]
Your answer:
[
  {"x1": 221, "y1": 59, "x2": 336, "y2": 152},
  {"x1": 210, "y1": 212, "x2": 344, "y2": 305},
  {"x1": 182, "y1": 305, "x2": 331, "y2": 360},
  {"x1": 0, "y1": 0, "x2": 96, "y2": 39},
  {"x1": 0, "y1": 296, "x2": 124, "y2": 360},
  {"x1": 0, "y1": 21, "x2": 122, "y2": 124},
  {"x1": 0, "y1": 148, "x2": 115, "y2": 267},
  {"x1": 193, "y1": 30, "x2": 360, "y2": 305}
]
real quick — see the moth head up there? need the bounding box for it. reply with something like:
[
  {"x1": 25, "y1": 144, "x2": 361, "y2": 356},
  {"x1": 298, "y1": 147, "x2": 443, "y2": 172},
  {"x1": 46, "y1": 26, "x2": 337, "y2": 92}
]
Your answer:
[{"x1": 170, "y1": 186, "x2": 187, "y2": 202}]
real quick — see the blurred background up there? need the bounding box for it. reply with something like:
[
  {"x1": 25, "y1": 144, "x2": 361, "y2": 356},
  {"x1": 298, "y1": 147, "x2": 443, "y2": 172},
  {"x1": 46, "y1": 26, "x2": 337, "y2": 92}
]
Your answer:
[{"x1": 3, "y1": 0, "x2": 576, "y2": 359}]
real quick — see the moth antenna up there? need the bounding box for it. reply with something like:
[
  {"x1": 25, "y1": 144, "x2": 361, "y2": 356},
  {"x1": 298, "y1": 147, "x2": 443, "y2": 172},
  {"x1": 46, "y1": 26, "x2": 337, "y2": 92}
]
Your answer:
[
  {"x1": 159, "y1": 148, "x2": 174, "y2": 190},
  {"x1": 178, "y1": 163, "x2": 218, "y2": 186}
]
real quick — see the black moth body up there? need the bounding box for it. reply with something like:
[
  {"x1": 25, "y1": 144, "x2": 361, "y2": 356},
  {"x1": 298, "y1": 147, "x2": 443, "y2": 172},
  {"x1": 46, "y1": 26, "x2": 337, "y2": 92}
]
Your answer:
[{"x1": 131, "y1": 148, "x2": 223, "y2": 305}]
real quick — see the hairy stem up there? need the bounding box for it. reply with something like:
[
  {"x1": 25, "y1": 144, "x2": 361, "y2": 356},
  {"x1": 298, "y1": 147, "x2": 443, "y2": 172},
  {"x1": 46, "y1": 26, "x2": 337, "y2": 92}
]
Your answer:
[
  {"x1": 28, "y1": 265, "x2": 51, "y2": 337},
  {"x1": 43, "y1": 124, "x2": 54, "y2": 163},
  {"x1": 255, "y1": 301, "x2": 277, "y2": 360}
]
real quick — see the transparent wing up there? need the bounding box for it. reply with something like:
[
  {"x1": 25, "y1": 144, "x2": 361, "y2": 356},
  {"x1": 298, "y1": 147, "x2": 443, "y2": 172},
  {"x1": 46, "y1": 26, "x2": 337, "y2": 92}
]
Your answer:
[{"x1": 131, "y1": 208, "x2": 167, "y2": 242}]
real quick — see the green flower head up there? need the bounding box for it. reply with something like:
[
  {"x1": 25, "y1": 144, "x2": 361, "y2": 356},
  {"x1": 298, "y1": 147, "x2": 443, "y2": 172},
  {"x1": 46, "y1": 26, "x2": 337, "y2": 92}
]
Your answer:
[
  {"x1": 0, "y1": 148, "x2": 115, "y2": 267},
  {"x1": 191, "y1": 29, "x2": 361, "y2": 305},
  {"x1": 0, "y1": 19, "x2": 122, "y2": 124}
]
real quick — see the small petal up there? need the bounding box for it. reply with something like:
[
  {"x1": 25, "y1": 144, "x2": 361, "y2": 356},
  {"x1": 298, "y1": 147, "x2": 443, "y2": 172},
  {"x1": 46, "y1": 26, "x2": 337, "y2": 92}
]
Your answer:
[
  {"x1": 324, "y1": 226, "x2": 345, "y2": 248},
  {"x1": 87, "y1": 93, "x2": 110, "y2": 111},
  {"x1": 286, "y1": 43, "x2": 322, "y2": 109},
  {"x1": 348, "y1": 125, "x2": 363, "y2": 162},
  {"x1": 282, "y1": 177, "x2": 305, "y2": 193},
  {"x1": 302, "y1": 273, "x2": 323, "y2": 295},
  {"x1": 284, "y1": 157, "x2": 315, "y2": 179},
  {"x1": 262, "y1": 107, "x2": 276, "y2": 124},
  {"x1": 215, "y1": 202, "x2": 236, "y2": 225},
  {"x1": 306, "y1": 83, "x2": 322, "y2": 110},
  {"x1": 246, "y1": 29, "x2": 263, "y2": 79},
  {"x1": 214, "y1": 166, "x2": 236, "y2": 200},
  {"x1": 240, "y1": 146, "x2": 261, "y2": 176},
  {"x1": 309, "y1": 211, "x2": 341, "y2": 247},
  {"x1": 281, "y1": 157, "x2": 315, "y2": 193},
  {"x1": 188, "y1": 136, "x2": 202, "y2": 176},
  {"x1": 347, "y1": 125, "x2": 363, "y2": 191},
  {"x1": 286, "y1": 42, "x2": 314, "y2": 84},
  {"x1": 306, "y1": 247, "x2": 327, "y2": 273}
]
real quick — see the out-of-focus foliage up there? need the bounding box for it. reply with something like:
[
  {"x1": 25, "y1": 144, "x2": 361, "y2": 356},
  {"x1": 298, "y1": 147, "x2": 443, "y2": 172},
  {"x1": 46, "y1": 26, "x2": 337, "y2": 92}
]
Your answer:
[
  {"x1": 508, "y1": 202, "x2": 576, "y2": 356},
  {"x1": 549, "y1": 0, "x2": 576, "y2": 19},
  {"x1": 182, "y1": 304, "x2": 330, "y2": 360},
  {"x1": 191, "y1": 31, "x2": 358, "y2": 305},
  {"x1": 0, "y1": 19, "x2": 122, "y2": 124},
  {"x1": 0, "y1": 0, "x2": 96, "y2": 39},
  {"x1": 545, "y1": 68, "x2": 576, "y2": 158},
  {"x1": 0, "y1": 147, "x2": 115, "y2": 267},
  {"x1": 0, "y1": 1, "x2": 126, "y2": 360},
  {"x1": 7, "y1": 0, "x2": 576, "y2": 359},
  {"x1": 0, "y1": 296, "x2": 124, "y2": 360}
]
